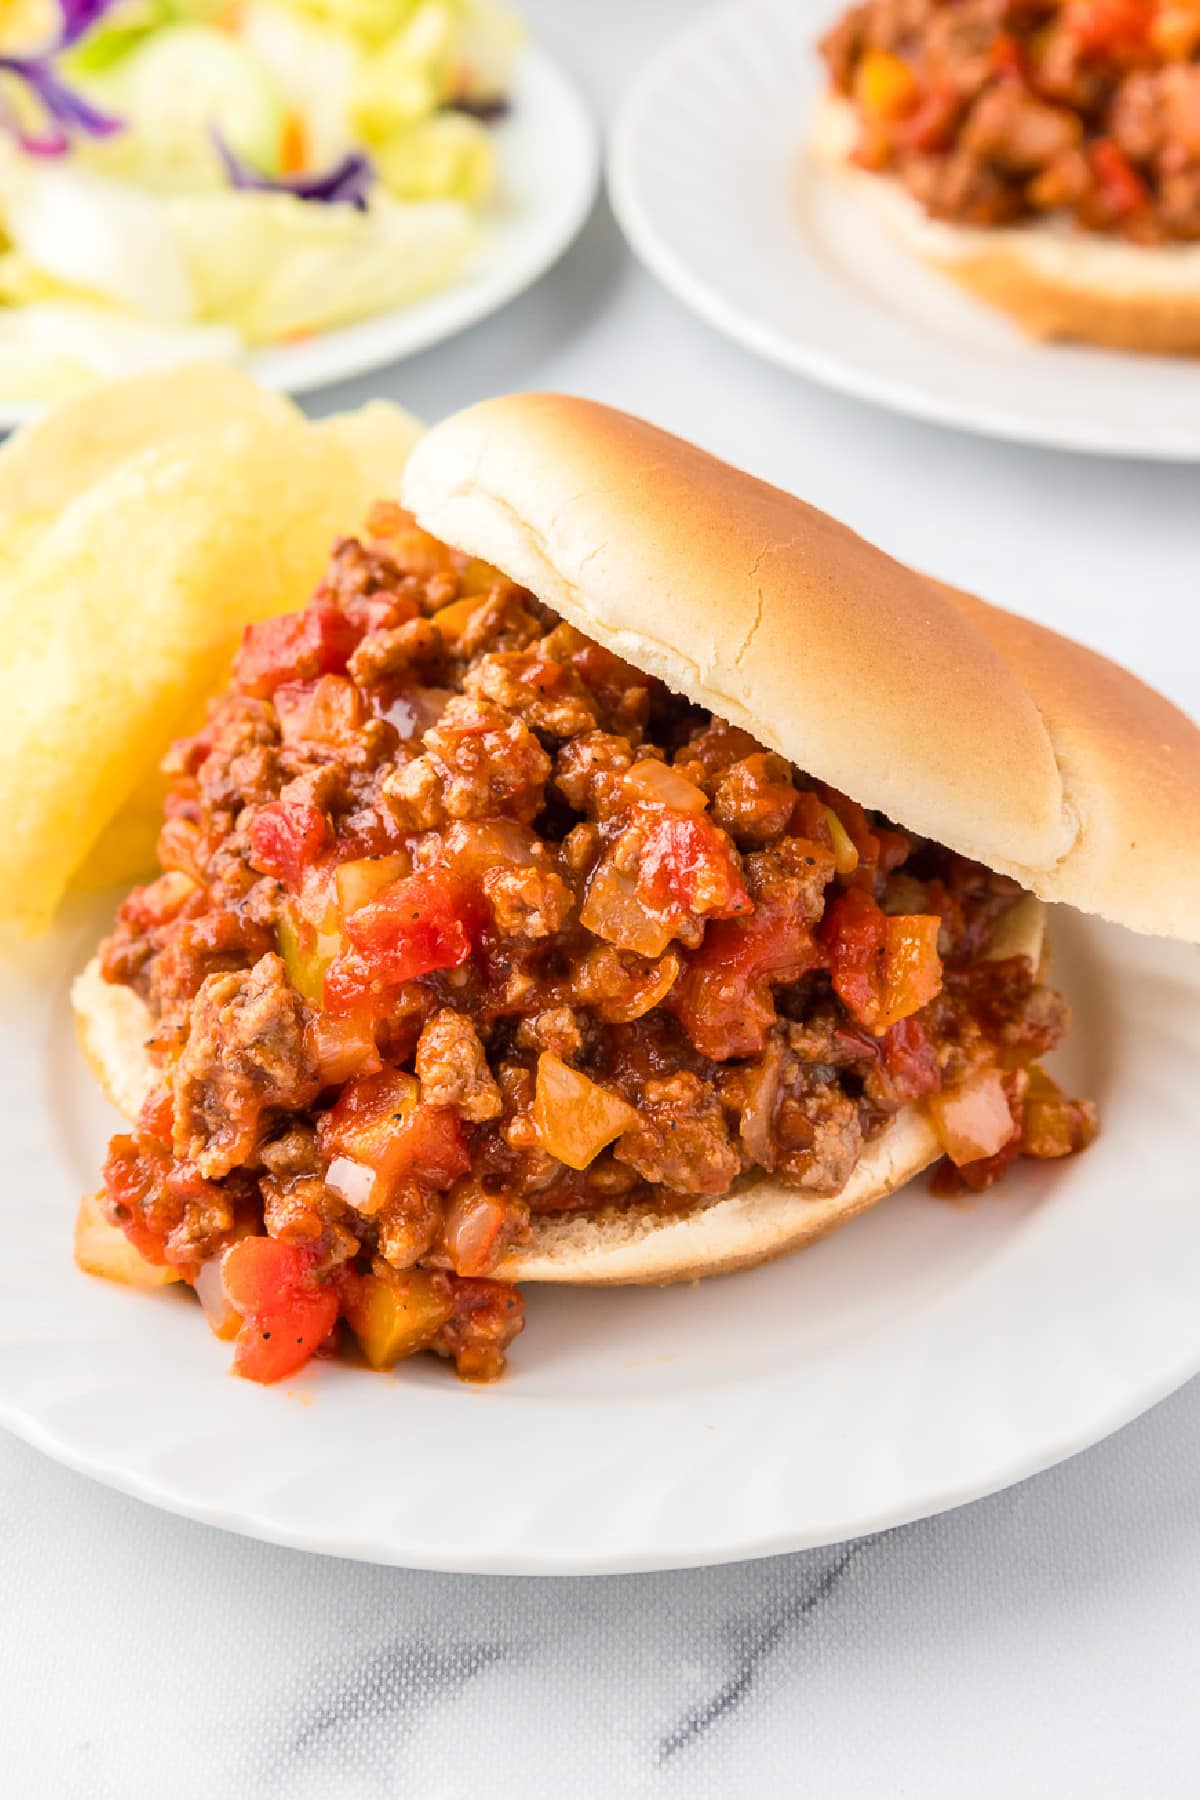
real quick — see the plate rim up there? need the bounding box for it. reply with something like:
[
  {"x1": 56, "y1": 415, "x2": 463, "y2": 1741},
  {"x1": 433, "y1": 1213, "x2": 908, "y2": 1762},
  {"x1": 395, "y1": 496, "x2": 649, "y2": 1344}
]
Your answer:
[
  {"x1": 0, "y1": 44, "x2": 600, "y2": 431},
  {"x1": 607, "y1": 0, "x2": 1200, "y2": 463},
  {"x1": 0, "y1": 1335, "x2": 1195, "y2": 1574}
]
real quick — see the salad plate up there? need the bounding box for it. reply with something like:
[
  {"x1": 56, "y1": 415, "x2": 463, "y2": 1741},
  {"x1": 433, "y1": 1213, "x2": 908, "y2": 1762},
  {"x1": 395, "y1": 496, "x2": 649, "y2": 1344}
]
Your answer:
[
  {"x1": 0, "y1": 25, "x2": 598, "y2": 428},
  {"x1": 4, "y1": 895, "x2": 1200, "y2": 1572},
  {"x1": 609, "y1": 0, "x2": 1200, "y2": 460}
]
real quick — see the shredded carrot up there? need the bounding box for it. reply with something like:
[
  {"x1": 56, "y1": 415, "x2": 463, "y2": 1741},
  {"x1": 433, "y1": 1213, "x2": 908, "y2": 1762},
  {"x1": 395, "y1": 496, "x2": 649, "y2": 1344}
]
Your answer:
[{"x1": 280, "y1": 110, "x2": 308, "y2": 176}]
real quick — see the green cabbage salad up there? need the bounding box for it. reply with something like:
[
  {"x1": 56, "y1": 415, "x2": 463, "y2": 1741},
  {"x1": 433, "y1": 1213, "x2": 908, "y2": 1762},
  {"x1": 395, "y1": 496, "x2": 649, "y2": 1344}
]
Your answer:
[{"x1": 0, "y1": 0, "x2": 523, "y2": 398}]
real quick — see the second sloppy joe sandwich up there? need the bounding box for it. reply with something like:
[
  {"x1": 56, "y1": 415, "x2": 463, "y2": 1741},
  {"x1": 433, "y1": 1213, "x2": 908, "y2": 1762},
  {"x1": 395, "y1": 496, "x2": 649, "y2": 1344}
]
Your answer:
[{"x1": 73, "y1": 395, "x2": 1200, "y2": 1383}]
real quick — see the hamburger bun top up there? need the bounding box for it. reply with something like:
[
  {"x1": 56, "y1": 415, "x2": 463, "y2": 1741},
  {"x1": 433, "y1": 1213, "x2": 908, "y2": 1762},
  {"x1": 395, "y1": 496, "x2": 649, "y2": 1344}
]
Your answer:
[{"x1": 402, "y1": 393, "x2": 1200, "y2": 941}]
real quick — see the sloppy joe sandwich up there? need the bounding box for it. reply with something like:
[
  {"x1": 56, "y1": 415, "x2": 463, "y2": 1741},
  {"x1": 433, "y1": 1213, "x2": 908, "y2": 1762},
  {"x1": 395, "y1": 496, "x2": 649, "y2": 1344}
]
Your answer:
[
  {"x1": 816, "y1": 0, "x2": 1200, "y2": 354},
  {"x1": 73, "y1": 394, "x2": 1200, "y2": 1383}
]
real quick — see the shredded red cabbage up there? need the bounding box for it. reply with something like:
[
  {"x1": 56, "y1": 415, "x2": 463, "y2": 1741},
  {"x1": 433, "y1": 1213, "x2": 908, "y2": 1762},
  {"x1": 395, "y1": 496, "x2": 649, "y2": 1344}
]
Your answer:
[
  {"x1": 445, "y1": 95, "x2": 510, "y2": 124},
  {"x1": 211, "y1": 129, "x2": 375, "y2": 210},
  {"x1": 0, "y1": 0, "x2": 123, "y2": 155}
]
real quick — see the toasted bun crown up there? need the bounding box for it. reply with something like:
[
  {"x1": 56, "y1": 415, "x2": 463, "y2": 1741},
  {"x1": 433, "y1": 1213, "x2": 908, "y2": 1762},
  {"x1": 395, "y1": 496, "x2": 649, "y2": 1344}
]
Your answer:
[{"x1": 403, "y1": 394, "x2": 1200, "y2": 940}]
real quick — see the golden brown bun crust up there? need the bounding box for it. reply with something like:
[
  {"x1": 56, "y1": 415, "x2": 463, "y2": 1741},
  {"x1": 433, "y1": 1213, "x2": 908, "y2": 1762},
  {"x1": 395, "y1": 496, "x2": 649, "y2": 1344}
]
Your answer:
[
  {"x1": 944, "y1": 253, "x2": 1200, "y2": 356},
  {"x1": 70, "y1": 891, "x2": 1043, "y2": 1287},
  {"x1": 72, "y1": 954, "x2": 161, "y2": 1123},
  {"x1": 403, "y1": 394, "x2": 1200, "y2": 940},
  {"x1": 810, "y1": 94, "x2": 1200, "y2": 356},
  {"x1": 935, "y1": 586, "x2": 1200, "y2": 937}
]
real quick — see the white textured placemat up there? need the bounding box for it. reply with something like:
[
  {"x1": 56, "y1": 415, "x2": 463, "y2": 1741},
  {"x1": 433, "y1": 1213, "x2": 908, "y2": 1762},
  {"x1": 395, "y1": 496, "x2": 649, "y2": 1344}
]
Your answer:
[{"x1": 4, "y1": 1379, "x2": 1199, "y2": 1796}]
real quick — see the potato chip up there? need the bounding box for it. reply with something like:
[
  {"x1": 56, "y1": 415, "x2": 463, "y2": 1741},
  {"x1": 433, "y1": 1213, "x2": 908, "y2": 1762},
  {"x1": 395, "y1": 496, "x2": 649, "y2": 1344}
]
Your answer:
[
  {"x1": 313, "y1": 398, "x2": 425, "y2": 506},
  {"x1": 0, "y1": 368, "x2": 427, "y2": 931},
  {"x1": 0, "y1": 407, "x2": 366, "y2": 932},
  {"x1": 0, "y1": 361, "x2": 294, "y2": 542},
  {"x1": 70, "y1": 766, "x2": 170, "y2": 893}
]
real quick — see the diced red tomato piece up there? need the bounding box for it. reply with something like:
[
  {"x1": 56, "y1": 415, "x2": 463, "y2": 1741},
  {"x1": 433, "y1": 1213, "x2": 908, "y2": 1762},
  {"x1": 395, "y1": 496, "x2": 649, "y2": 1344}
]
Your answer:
[
  {"x1": 1064, "y1": 0, "x2": 1150, "y2": 56},
  {"x1": 895, "y1": 82, "x2": 961, "y2": 152},
  {"x1": 637, "y1": 810, "x2": 752, "y2": 921},
  {"x1": 341, "y1": 588, "x2": 420, "y2": 638},
  {"x1": 673, "y1": 898, "x2": 820, "y2": 1059},
  {"x1": 114, "y1": 872, "x2": 196, "y2": 938},
  {"x1": 321, "y1": 947, "x2": 390, "y2": 1018},
  {"x1": 234, "y1": 600, "x2": 362, "y2": 698},
  {"x1": 1089, "y1": 138, "x2": 1148, "y2": 218},
  {"x1": 102, "y1": 1135, "x2": 172, "y2": 1265},
  {"x1": 221, "y1": 1237, "x2": 339, "y2": 1384},
  {"x1": 822, "y1": 885, "x2": 887, "y2": 1022},
  {"x1": 137, "y1": 1085, "x2": 175, "y2": 1144},
  {"x1": 988, "y1": 31, "x2": 1027, "y2": 77},
  {"x1": 331, "y1": 871, "x2": 473, "y2": 1000},
  {"x1": 317, "y1": 1068, "x2": 470, "y2": 1209},
  {"x1": 880, "y1": 1015, "x2": 941, "y2": 1102},
  {"x1": 822, "y1": 887, "x2": 943, "y2": 1032},
  {"x1": 249, "y1": 800, "x2": 329, "y2": 890}
]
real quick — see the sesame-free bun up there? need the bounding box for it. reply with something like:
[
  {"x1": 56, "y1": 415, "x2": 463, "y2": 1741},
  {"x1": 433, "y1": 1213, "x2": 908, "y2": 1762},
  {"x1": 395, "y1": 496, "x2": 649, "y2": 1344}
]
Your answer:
[
  {"x1": 403, "y1": 393, "x2": 1200, "y2": 940},
  {"x1": 810, "y1": 95, "x2": 1200, "y2": 356},
  {"x1": 71, "y1": 894, "x2": 1042, "y2": 1285},
  {"x1": 77, "y1": 397, "x2": 1200, "y2": 1287}
]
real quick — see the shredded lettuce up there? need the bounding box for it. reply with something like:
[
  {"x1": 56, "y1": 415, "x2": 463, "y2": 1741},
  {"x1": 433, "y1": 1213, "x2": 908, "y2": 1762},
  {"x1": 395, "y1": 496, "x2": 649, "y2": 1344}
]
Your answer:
[
  {"x1": 374, "y1": 109, "x2": 493, "y2": 205},
  {"x1": 0, "y1": 299, "x2": 239, "y2": 397},
  {"x1": 166, "y1": 187, "x2": 475, "y2": 342},
  {"x1": 0, "y1": 0, "x2": 520, "y2": 372}
]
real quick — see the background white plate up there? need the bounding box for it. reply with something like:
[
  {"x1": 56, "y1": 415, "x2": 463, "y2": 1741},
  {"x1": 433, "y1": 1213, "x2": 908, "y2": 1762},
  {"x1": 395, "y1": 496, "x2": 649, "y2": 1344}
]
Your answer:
[
  {"x1": 3, "y1": 898, "x2": 1200, "y2": 1572},
  {"x1": 0, "y1": 46, "x2": 598, "y2": 431},
  {"x1": 609, "y1": 0, "x2": 1200, "y2": 460}
]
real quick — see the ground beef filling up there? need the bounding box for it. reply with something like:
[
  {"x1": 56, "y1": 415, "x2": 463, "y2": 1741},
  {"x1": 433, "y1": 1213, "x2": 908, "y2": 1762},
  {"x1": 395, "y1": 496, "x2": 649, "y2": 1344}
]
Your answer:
[
  {"x1": 822, "y1": 0, "x2": 1200, "y2": 244},
  {"x1": 98, "y1": 505, "x2": 1096, "y2": 1382}
]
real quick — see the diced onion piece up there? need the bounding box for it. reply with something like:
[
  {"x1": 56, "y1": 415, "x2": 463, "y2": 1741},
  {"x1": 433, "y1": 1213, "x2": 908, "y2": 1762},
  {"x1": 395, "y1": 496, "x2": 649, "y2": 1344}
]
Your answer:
[
  {"x1": 580, "y1": 859, "x2": 673, "y2": 958},
  {"x1": 326, "y1": 1153, "x2": 387, "y2": 1215},
  {"x1": 335, "y1": 853, "x2": 410, "y2": 918},
  {"x1": 622, "y1": 759, "x2": 708, "y2": 813},
  {"x1": 441, "y1": 818, "x2": 540, "y2": 876},
  {"x1": 590, "y1": 949, "x2": 680, "y2": 1024},
  {"x1": 195, "y1": 1258, "x2": 240, "y2": 1340},
  {"x1": 822, "y1": 805, "x2": 860, "y2": 876},
  {"x1": 533, "y1": 1052, "x2": 638, "y2": 1171},
  {"x1": 382, "y1": 686, "x2": 455, "y2": 739},
  {"x1": 309, "y1": 1011, "x2": 381, "y2": 1087},
  {"x1": 442, "y1": 1187, "x2": 515, "y2": 1277},
  {"x1": 928, "y1": 1068, "x2": 1016, "y2": 1166},
  {"x1": 342, "y1": 1266, "x2": 452, "y2": 1370}
]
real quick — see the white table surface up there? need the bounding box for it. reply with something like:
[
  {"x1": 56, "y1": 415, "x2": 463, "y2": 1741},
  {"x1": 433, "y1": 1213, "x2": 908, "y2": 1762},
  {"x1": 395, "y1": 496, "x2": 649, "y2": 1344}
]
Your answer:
[{"x1": 6, "y1": 2, "x2": 1200, "y2": 1792}]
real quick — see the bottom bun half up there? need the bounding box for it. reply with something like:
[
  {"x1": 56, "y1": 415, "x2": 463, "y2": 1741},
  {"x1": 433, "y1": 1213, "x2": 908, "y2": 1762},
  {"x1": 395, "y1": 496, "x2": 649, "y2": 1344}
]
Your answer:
[
  {"x1": 71, "y1": 896, "x2": 1043, "y2": 1287},
  {"x1": 810, "y1": 96, "x2": 1200, "y2": 356}
]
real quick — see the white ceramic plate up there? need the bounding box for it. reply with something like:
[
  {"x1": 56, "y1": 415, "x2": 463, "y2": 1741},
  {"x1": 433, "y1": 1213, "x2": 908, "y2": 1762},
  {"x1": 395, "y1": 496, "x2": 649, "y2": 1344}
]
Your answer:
[
  {"x1": 0, "y1": 47, "x2": 598, "y2": 431},
  {"x1": 3, "y1": 898, "x2": 1200, "y2": 1572},
  {"x1": 609, "y1": 0, "x2": 1200, "y2": 460}
]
